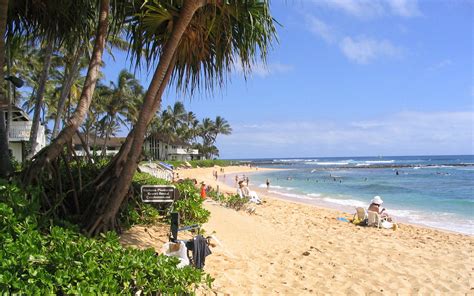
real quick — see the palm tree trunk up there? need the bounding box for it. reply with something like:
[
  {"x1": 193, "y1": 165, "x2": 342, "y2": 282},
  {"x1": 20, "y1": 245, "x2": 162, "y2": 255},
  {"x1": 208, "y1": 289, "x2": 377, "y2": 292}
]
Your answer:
[
  {"x1": 82, "y1": 53, "x2": 175, "y2": 202},
  {"x1": 28, "y1": 41, "x2": 54, "y2": 159},
  {"x1": 52, "y1": 46, "x2": 83, "y2": 138},
  {"x1": 85, "y1": 0, "x2": 207, "y2": 236},
  {"x1": 22, "y1": 0, "x2": 110, "y2": 185},
  {"x1": 5, "y1": 40, "x2": 13, "y2": 150},
  {"x1": 0, "y1": 0, "x2": 12, "y2": 178},
  {"x1": 101, "y1": 126, "x2": 109, "y2": 156}
]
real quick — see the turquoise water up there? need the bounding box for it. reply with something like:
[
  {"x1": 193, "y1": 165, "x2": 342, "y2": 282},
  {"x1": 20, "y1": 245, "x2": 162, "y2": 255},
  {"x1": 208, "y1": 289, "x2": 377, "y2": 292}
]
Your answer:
[{"x1": 238, "y1": 155, "x2": 474, "y2": 235}]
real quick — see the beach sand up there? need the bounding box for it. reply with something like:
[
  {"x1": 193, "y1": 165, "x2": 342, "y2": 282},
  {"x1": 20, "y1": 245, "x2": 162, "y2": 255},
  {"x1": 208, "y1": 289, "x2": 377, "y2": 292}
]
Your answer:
[{"x1": 121, "y1": 166, "x2": 474, "y2": 295}]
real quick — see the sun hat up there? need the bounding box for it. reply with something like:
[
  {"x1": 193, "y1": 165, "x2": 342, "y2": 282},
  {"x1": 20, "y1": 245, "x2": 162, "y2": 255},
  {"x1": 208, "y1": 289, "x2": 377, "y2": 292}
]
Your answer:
[{"x1": 371, "y1": 196, "x2": 383, "y2": 205}]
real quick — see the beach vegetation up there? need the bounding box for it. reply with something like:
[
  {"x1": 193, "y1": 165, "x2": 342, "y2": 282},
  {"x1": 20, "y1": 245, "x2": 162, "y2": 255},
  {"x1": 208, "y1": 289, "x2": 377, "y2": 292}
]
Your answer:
[
  {"x1": 173, "y1": 180, "x2": 211, "y2": 225},
  {"x1": 208, "y1": 189, "x2": 250, "y2": 211},
  {"x1": 80, "y1": 0, "x2": 277, "y2": 236},
  {"x1": 0, "y1": 180, "x2": 212, "y2": 294},
  {"x1": 1, "y1": 0, "x2": 277, "y2": 237},
  {"x1": 148, "y1": 101, "x2": 232, "y2": 160}
]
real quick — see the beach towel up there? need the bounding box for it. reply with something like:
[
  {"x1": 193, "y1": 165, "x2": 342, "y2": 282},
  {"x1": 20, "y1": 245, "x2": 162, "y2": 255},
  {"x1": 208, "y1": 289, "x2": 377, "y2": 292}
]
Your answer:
[{"x1": 381, "y1": 220, "x2": 394, "y2": 229}]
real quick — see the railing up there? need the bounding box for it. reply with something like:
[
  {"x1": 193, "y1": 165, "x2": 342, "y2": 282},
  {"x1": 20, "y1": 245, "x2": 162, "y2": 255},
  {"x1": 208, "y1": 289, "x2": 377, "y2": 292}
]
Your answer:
[
  {"x1": 9, "y1": 122, "x2": 45, "y2": 147},
  {"x1": 168, "y1": 148, "x2": 199, "y2": 155},
  {"x1": 74, "y1": 150, "x2": 119, "y2": 157}
]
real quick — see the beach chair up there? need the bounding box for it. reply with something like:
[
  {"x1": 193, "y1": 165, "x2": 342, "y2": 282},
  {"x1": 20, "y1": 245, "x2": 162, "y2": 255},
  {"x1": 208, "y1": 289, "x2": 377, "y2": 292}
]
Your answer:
[
  {"x1": 355, "y1": 207, "x2": 368, "y2": 220},
  {"x1": 368, "y1": 211, "x2": 387, "y2": 228}
]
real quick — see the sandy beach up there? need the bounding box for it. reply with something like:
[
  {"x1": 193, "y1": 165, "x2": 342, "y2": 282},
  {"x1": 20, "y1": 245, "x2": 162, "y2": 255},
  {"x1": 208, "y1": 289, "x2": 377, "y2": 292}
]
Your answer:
[{"x1": 121, "y1": 166, "x2": 474, "y2": 295}]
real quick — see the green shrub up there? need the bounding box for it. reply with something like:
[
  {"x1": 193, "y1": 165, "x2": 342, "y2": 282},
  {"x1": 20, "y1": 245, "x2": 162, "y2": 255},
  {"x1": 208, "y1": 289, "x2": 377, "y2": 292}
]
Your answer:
[
  {"x1": 207, "y1": 187, "x2": 249, "y2": 211},
  {"x1": 173, "y1": 180, "x2": 210, "y2": 226},
  {"x1": 224, "y1": 194, "x2": 249, "y2": 210},
  {"x1": 0, "y1": 181, "x2": 213, "y2": 294}
]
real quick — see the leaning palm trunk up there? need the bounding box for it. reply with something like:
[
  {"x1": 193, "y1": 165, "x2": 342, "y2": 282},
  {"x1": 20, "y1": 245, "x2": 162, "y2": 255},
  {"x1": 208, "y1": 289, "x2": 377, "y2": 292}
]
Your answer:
[
  {"x1": 51, "y1": 46, "x2": 84, "y2": 138},
  {"x1": 28, "y1": 41, "x2": 54, "y2": 159},
  {"x1": 82, "y1": 53, "x2": 176, "y2": 233},
  {"x1": 22, "y1": 0, "x2": 110, "y2": 185},
  {"x1": 84, "y1": 0, "x2": 206, "y2": 236},
  {"x1": 0, "y1": 0, "x2": 12, "y2": 178}
]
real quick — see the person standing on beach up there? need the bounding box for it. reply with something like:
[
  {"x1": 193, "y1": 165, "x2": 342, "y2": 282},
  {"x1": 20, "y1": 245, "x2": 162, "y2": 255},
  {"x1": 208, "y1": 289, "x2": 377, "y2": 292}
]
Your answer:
[
  {"x1": 246, "y1": 176, "x2": 249, "y2": 186},
  {"x1": 200, "y1": 182, "x2": 206, "y2": 199},
  {"x1": 266, "y1": 179, "x2": 270, "y2": 189}
]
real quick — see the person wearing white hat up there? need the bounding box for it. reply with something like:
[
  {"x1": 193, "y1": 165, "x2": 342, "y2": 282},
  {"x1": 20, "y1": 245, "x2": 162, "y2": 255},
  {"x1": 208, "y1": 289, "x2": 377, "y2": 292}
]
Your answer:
[{"x1": 368, "y1": 196, "x2": 389, "y2": 219}]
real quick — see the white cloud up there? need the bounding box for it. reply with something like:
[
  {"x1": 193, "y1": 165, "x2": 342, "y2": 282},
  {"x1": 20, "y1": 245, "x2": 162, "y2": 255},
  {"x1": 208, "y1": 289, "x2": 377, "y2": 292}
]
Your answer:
[
  {"x1": 218, "y1": 111, "x2": 474, "y2": 158},
  {"x1": 339, "y1": 36, "x2": 403, "y2": 64},
  {"x1": 428, "y1": 59, "x2": 453, "y2": 71},
  {"x1": 386, "y1": 0, "x2": 422, "y2": 17},
  {"x1": 305, "y1": 15, "x2": 337, "y2": 43},
  {"x1": 303, "y1": 13, "x2": 404, "y2": 64},
  {"x1": 311, "y1": 0, "x2": 421, "y2": 19},
  {"x1": 234, "y1": 61, "x2": 293, "y2": 78}
]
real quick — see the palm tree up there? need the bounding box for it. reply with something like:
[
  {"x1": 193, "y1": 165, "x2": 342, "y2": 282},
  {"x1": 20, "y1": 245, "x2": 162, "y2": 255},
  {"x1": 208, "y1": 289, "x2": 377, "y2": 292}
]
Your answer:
[
  {"x1": 0, "y1": 0, "x2": 12, "y2": 178},
  {"x1": 22, "y1": 0, "x2": 113, "y2": 185},
  {"x1": 51, "y1": 44, "x2": 85, "y2": 138},
  {"x1": 86, "y1": 0, "x2": 277, "y2": 235},
  {"x1": 93, "y1": 70, "x2": 143, "y2": 154},
  {"x1": 27, "y1": 41, "x2": 55, "y2": 158}
]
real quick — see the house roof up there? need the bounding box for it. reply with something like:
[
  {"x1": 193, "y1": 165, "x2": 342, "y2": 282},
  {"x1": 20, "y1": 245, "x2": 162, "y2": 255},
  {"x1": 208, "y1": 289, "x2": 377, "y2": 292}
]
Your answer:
[
  {"x1": 72, "y1": 133, "x2": 127, "y2": 147},
  {"x1": 0, "y1": 103, "x2": 30, "y2": 121},
  {"x1": 146, "y1": 133, "x2": 191, "y2": 147}
]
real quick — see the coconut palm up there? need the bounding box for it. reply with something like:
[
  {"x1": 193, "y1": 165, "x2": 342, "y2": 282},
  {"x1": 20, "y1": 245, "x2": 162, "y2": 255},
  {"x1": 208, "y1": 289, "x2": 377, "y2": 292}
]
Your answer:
[
  {"x1": 84, "y1": 0, "x2": 277, "y2": 235},
  {"x1": 94, "y1": 70, "x2": 143, "y2": 154},
  {"x1": 0, "y1": 0, "x2": 12, "y2": 178},
  {"x1": 21, "y1": 0, "x2": 114, "y2": 186}
]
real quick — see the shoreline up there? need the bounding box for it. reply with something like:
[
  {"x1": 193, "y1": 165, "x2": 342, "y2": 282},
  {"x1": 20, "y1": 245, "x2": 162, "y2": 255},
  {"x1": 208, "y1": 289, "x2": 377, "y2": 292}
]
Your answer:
[
  {"x1": 174, "y1": 165, "x2": 472, "y2": 294},
  {"x1": 124, "y1": 165, "x2": 473, "y2": 294},
  {"x1": 213, "y1": 167, "x2": 472, "y2": 237}
]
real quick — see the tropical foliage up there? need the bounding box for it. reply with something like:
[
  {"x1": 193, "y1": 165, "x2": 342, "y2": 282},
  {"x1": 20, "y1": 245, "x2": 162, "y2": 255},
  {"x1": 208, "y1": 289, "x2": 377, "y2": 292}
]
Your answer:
[
  {"x1": 150, "y1": 102, "x2": 232, "y2": 159},
  {"x1": 0, "y1": 0, "x2": 277, "y2": 236},
  {"x1": 0, "y1": 180, "x2": 212, "y2": 294}
]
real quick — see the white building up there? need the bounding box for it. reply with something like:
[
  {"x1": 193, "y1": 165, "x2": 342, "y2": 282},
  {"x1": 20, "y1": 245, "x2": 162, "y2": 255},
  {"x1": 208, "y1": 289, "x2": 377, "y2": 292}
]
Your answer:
[
  {"x1": 1, "y1": 103, "x2": 46, "y2": 163},
  {"x1": 72, "y1": 133, "x2": 126, "y2": 157},
  {"x1": 143, "y1": 133, "x2": 201, "y2": 161}
]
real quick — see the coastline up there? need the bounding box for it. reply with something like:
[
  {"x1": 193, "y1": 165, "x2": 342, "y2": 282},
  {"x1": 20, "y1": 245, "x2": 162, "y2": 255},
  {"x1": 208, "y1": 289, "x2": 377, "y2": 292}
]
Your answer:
[{"x1": 173, "y1": 165, "x2": 473, "y2": 294}]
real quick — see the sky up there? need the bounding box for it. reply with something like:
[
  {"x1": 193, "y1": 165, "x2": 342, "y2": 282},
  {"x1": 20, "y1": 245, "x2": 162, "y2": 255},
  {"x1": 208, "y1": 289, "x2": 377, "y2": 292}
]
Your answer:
[{"x1": 102, "y1": 0, "x2": 474, "y2": 159}]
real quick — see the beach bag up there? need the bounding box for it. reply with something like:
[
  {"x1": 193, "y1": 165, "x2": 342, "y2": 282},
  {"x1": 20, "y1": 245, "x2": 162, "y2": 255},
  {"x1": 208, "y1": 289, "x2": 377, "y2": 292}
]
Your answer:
[
  {"x1": 352, "y1": 217, "x2": 367, "y2": 226},
  {"x1": 162, "y1": 241, "x2": 189, "y2": 268}
]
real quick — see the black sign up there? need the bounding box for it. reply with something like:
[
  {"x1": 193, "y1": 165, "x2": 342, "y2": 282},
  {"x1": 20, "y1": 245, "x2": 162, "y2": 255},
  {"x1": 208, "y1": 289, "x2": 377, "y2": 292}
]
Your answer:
[{"x1": 141, "y1": 185, "x2": 175, "y2": 203}]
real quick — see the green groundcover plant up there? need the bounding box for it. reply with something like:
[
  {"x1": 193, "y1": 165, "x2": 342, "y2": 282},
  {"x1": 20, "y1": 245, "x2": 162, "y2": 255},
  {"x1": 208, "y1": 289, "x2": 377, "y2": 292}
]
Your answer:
[
  {"x1": 207, "y1": 189, "x2": 249, "y2": 211},
  {"x1": 0, "y1": 181, "x2": 213, "y2": 294}
]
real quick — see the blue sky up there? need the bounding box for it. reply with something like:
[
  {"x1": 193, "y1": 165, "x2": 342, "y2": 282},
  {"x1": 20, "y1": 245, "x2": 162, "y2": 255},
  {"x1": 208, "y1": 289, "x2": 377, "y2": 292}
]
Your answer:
[{"x1": 103, "y1": 0, "x2": 473, "y2": 159}]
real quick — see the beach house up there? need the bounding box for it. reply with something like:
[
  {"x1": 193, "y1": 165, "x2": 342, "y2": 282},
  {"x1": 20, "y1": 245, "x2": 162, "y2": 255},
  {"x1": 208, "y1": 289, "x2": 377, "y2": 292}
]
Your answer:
[
  {"x1": 143, "y1": 133, "x2": 202, "y2": 161},
  {"x1": 72, "y1": 133, "x2": 126, "y2": 157},
  {"x1": 1, "y1": 102, "x2": 46, "y2": 163}
]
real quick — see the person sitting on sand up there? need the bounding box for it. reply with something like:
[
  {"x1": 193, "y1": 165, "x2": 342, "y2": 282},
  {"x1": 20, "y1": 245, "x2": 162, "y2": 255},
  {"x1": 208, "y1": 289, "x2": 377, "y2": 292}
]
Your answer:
[
  {"x1": 368, "y1": 196, "x2": 391, "y2": 220},
  {"x1": 237, "y1": 181, "x2": 261, "y2": 204}
]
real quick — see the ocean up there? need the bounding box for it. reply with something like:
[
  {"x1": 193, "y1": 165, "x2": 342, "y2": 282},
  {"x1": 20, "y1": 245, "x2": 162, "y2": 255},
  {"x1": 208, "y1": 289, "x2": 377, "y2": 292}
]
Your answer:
[{"x1": 233, "y1": 155, "x2": 473, "y2": 235}]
